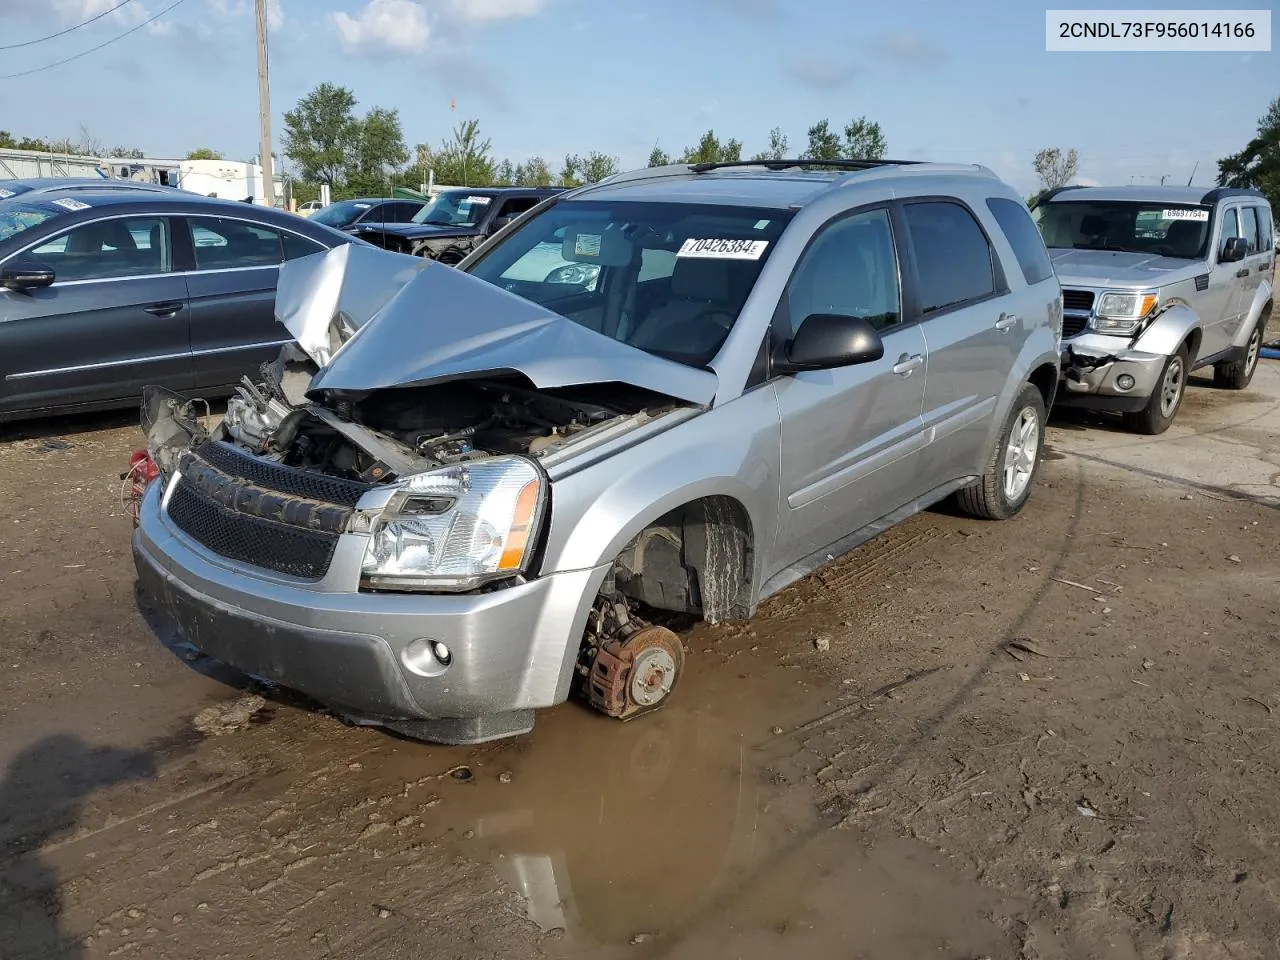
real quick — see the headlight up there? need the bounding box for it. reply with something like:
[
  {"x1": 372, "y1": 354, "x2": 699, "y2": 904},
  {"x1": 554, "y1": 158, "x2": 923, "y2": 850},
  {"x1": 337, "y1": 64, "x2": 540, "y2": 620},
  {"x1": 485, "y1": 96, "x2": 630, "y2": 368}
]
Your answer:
[
  {"x1": 1091, "y1": 291, "x2": 1159, "y2": 335},
  {"x1": 361, "y1": 457, "x2": 544, "y2": 592}
]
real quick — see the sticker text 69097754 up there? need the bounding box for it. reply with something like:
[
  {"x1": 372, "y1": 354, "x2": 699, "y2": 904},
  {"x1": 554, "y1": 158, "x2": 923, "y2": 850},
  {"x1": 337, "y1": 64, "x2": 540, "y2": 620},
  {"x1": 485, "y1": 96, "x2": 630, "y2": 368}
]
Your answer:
[{"x1": 677, "y1": 238, "x2": 770, "y2": 260}]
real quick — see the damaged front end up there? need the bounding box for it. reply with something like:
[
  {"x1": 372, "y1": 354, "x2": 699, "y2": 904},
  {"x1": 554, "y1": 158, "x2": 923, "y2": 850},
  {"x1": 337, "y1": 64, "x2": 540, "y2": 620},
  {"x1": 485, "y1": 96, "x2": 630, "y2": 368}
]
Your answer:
[{"x1": 133, "y1": 244, "x2": 716, "y2": 734}]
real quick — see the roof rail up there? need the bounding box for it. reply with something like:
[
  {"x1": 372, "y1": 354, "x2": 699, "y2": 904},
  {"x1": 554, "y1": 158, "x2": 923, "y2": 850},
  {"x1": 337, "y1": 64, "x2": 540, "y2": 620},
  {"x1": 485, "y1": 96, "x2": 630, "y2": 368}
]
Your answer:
[
  {"x1": 689, "y1": 158, "x2": 921, "y2": 173},
  {"x1": 1032, "y1": 184, "x2": 1088, "y2": 206},
  {"x1": 1199, "y1": 186, "x2": 1266, "y2": 205}
]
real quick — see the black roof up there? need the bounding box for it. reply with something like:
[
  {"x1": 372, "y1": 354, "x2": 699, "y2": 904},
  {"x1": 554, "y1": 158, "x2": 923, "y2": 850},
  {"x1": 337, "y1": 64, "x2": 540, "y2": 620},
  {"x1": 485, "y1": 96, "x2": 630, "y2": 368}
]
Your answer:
[
  {"x1": 1198, "y1": 186, "x2": 1267, "y2": 204},
  {"x1": 436, "y1": 186, "x2": 564, "y2": 195}
]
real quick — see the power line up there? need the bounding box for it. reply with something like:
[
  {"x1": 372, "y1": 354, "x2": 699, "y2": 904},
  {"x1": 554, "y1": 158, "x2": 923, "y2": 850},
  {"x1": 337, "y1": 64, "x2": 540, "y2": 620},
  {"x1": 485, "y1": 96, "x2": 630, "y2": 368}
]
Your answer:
[
  {"x1": 0, "y1": 0, "x2": 187, "y2": 80},
  {"x1": 0, "y1": 0, "x2": 141, "y2": 51}
]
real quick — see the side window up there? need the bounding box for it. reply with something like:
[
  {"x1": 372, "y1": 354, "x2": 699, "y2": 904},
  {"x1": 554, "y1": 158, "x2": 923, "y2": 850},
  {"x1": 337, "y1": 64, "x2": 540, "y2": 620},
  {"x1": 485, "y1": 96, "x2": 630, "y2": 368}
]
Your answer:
[
  {"x1": 497, "y1": 197, "x2": 541, "y2": 221},
  {"x1": 1240, "y1": 206, "x2": 1260, "y2": 255},
  {"x1": 904, "y1": 201, "x2": 996, "y2": 314},
  {"x1": 393, "y1": 203, "x2": 421, "y2": 223},
  {"x1": 29, "y1": 217, "x2": 171, "y2": 282},
  {"x1": 189, "y1": 216, "x2": 284, "y2": 270},
  {"x1": 986, "y1": 197, "x2": 1054, "y2": 285},
  {"x1": 785, "y1": 208, "x2": 901, "y2": 335},
  {"x1": 282, "y1": 231, "x2": 326, "y2": 260},
  {"x1": 1219, "y1": 208, "x2": 1242, "y2": 258},
  {"x1": 1259, "y1": 206, "x2": 1275, "y2": 252}
]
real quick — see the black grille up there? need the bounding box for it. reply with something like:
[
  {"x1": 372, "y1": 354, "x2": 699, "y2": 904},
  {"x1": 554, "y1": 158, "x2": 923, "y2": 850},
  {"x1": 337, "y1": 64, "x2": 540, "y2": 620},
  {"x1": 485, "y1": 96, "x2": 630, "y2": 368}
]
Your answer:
[
  {"x1": 1062, "y1": 289, "x2": 1094, "y2": 311},
  {"x1": 196, "y1": 440, "x2": 371, "y2": 507},
  {"x1": 167, "y1": 481, "x2": 339, "y2": 580},
  {"x1": 1062, "y1": 314, "x2": 1089, "y2": 338}
]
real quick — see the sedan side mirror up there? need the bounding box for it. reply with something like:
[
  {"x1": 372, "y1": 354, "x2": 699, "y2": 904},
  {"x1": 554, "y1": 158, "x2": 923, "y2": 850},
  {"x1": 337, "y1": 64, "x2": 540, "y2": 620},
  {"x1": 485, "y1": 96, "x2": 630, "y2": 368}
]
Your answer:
[
  {"x1": 1, "y1": 258, "x2": 55, "y2": 292},
  {"x1": 775, "y1": 313, "x2": 885, "y2": 372},
  {"x1": 1220, "y1": 236, "x2": 1249, "y2": 263}
]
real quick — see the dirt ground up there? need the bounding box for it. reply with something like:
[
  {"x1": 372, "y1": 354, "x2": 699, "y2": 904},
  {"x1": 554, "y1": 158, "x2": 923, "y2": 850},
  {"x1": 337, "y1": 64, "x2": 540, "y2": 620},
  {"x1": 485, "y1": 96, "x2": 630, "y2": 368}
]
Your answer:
[{"x1": 1, "y1": 360, "x2": 1279, "y2": 960}]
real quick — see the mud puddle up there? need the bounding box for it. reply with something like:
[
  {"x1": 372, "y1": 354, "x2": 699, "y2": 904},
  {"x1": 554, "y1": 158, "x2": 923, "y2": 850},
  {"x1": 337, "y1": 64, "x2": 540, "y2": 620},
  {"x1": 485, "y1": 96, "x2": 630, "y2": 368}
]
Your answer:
[{"x1": 358, "y1": 625, "x2": 1019, "y2": 957}]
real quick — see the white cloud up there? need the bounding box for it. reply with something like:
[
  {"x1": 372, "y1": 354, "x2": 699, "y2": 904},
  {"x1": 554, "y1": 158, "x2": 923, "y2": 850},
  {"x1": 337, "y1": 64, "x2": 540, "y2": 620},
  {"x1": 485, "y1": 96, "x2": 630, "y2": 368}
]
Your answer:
[
  {"x1": 784, "y1": 56, "x2": 857, "y2": 91},
  {"x1": 442, "y1": 0, "x2": 544, "y2": 23},
  {"x1": 332, "y1": 0, "x2": 431, "y2": 56},
  {"x1": 874, "y1": 32, "x2": 946, "y2": 65}
]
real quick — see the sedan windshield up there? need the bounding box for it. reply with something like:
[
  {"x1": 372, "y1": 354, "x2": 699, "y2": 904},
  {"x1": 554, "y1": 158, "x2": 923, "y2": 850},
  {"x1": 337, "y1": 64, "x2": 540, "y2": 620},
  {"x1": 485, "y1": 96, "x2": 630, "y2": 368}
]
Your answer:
[
  {"x1": 465, "y1": 200, "x2": 794, "y2": 367},
  {"x1": 0, "y1": 204, "x2": 61, "y2": 242},
  {"x1": 310, "y1": 200, "x2": 375, "y2": 229},
  {"x1": 1033, "y1": 200, "x2": 1211, "y2": 259},
  {"x1": 410, "y1": 191, "x2": 492, "y2": 226}
]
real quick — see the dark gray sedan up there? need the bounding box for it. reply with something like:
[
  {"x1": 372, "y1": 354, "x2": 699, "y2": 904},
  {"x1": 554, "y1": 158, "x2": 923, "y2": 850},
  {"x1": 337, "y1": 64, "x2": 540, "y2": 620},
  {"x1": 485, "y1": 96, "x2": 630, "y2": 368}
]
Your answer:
[{"x1": 0, "y1": 189, "x2": 355, "y2": 422}]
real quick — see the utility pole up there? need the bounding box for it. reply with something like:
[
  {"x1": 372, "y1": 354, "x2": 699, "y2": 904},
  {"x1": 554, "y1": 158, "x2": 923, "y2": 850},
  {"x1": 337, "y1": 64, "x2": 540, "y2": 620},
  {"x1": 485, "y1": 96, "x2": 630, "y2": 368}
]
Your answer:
[{"x1": 255, "y1": 0, "x2": 276, "y2": 208}]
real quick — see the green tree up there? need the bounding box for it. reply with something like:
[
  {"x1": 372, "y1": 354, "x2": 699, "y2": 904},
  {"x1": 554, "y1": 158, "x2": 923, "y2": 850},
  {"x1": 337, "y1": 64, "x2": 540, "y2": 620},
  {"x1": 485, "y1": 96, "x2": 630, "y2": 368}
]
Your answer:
[
  {"x1": 680, "y1": 130, "x2": 742, "y2": 165},
  {"x1": 423, "y1": 119, "x2": 496, "y2": 187},
  {"x1": 581, "y1": 151, "x2": 620, "y2": 183},
  {"x1": 1033, "y1": 146, "x2": 1080, "y2": 191},
  {"x1": 515, "y1": 156, "x2": 552, "y2": 186},
  {"x1": 186, "y1": 147, "x2": 224, "y2": 161},
  {"x1": 843, "y1": 117, "x2": 886, "y2": 159},
  {"x1": 647, "y1": 145, "x2": 672, "y2": 167},
  {"x1": 1218, "y1": 96, "x2": 1280, "y2": 215},
  {"x1": 282, "y1": 82, "x2": 360, "y2": 186},
  {"x1": 559, "y1": 154, "x2": 583, "y2": 187},
  {"x1": 752, "y1": 126, "x2": 789, "y2": 161},
  {"x1": 802, "y1": 119, "x2": 842, "y2": 161},
  {"x1": 354, "y1": 106, "x2": 408, "y2": 183},
  {"x1": 110, "y1": 145, "x2": 146, "y2": 159},
  {"x1": 493, "y1": 158, "x2": 517, "y2": 185}
]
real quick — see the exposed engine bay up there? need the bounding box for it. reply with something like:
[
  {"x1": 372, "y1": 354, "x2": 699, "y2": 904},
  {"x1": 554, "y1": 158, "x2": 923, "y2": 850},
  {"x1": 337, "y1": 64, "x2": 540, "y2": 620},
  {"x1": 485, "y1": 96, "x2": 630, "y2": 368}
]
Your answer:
[{"x1": 206, "y1": 344, "x2": 682, "y2": 486}]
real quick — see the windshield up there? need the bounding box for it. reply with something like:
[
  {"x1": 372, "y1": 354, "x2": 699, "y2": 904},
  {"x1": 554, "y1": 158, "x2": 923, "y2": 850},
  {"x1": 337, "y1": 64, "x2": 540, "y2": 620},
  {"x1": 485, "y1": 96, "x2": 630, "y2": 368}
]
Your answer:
[
  {"x1": 0, "y1": 204, "x2": 60, "y2": 242},
  {"x1": 310, "y1": 200, "x2": 374, "y2": 228},
  {"x1": 465, "y1": 199, "x2": 794, "y2": 367},
  {"x1": 410, "y1": 191, "x2": 492, "y2": 226},
  {"x1": 1033, "y1": 200, "x2": 1211, "y2": 258}
]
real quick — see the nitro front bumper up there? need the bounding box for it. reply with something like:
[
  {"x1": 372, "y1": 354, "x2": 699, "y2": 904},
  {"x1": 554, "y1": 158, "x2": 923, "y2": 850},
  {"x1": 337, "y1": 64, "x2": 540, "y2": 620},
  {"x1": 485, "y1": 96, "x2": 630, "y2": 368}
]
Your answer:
[
  {"x1": 132, "y1": 480, "x2": 609, "y2": 744},
  {"x1": 1056, "y1": 335, "x2": 1166, "y2": 413}
]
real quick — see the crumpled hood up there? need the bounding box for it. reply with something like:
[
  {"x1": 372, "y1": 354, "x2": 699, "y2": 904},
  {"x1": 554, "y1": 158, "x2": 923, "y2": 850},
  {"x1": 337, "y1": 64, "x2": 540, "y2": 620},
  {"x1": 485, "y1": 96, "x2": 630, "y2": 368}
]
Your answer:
[
  {"x1": 276, "y1": 243, "x2": 718, "y2": 407},
  {"x1": 1048, "y1": 248, "x2": 1202, "y2": 288}
]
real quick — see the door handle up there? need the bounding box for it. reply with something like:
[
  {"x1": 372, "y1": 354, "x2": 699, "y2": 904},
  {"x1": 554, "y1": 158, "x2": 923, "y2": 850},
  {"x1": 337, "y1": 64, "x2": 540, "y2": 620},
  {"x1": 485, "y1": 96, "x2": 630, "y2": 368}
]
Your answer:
[
  {"x1": 144, "y1": 301, "x2": 183, "y2": 318},
  {"x1": 891, "y1": 353, "x2": 923, "y2": 377},
  {"x1": 995, "y1": 312, "x2": 1018, "y2": 332},
  {"x1": 1236, "y1": 268, "x2": 1250, "y2": 278},
  {"x1": 1259, "y1": 262, "x2": 1272, "y2": 274}
]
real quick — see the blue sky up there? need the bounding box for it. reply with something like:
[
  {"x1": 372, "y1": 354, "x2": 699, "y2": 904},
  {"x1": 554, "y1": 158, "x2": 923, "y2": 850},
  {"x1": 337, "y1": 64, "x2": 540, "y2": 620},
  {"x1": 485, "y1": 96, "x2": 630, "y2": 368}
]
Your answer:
[{"x1": 0, "y1": 0, "x2": 1273, "y2": 195}]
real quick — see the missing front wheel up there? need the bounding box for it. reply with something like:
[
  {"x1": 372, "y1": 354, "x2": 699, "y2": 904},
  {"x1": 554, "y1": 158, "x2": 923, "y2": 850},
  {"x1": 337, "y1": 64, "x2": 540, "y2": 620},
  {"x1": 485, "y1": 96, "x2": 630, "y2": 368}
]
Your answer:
[{"x1": 575, "y1": 592, "x2": 686, "y2": 720}]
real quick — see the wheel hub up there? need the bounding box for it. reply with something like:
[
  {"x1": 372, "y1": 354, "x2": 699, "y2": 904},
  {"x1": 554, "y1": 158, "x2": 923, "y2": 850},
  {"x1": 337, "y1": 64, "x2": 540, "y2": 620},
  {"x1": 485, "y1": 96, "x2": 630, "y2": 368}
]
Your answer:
[{"x1": 581, "y1": 622, "x2": 686, "y2": 721}]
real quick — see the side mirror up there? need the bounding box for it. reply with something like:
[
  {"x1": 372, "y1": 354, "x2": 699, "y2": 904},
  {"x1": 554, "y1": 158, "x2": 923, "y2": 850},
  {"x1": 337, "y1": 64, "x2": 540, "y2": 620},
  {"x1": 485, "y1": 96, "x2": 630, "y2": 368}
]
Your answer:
[
  {"x1": 1220, "y1": 236, "x2": 1248, "y2": 263},
  {"x1": 1, "y1": 259, "x2": 55, "y2": 292},
  {"x1": 775, "y1": 313, "x2": 885, "y2": 372}
]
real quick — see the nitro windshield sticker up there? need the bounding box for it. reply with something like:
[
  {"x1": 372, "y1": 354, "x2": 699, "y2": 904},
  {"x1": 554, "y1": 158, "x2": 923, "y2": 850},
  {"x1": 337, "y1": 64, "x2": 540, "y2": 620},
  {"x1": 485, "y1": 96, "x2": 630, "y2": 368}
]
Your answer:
[
  {"x1": 1162, "y1": 208, "x2": 1208, "y2": 222},
  {"x1": 678, "y1": 238, "x2": 769, "y2": 260},
  {"x1": 464, "y1": 196, "x2": 491, "y2": 205},
  {"x1": 0, "y1": 188, "x2": 14, "y2": 199},
  {"x1": 574, "y1": 233, "x2": 602, "y2": 257},
  {"x1": 51, "y1": 197, "x2": 90, "y2": 211}
]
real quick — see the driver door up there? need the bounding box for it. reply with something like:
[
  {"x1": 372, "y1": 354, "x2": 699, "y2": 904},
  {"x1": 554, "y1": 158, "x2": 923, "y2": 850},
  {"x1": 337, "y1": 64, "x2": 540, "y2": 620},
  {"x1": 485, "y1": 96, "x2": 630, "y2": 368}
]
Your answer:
[{"x1": 771, "y1": 207, "x2": 930, "y2": 571}]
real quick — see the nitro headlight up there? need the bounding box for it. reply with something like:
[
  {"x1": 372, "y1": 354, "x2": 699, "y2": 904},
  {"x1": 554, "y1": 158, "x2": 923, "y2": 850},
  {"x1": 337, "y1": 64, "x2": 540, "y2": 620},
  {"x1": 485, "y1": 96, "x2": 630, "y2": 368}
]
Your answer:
[
  {"x1": 361, "y1": 457, "x2": 544, "y2": 592},
  {"x1": 1092, "y1": 291, "x2": 1159, "y2": 336}
]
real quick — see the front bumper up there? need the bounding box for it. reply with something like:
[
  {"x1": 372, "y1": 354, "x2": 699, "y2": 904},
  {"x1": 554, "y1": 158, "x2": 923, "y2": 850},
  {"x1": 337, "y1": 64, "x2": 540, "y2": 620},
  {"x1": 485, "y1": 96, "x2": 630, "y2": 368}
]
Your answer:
[
  {"x1": 133, "y1": 480, "x2": 609, "y2": 743},
  {"x1": 1056, "y1": 334, "x2": 1166, "y2": 413}
]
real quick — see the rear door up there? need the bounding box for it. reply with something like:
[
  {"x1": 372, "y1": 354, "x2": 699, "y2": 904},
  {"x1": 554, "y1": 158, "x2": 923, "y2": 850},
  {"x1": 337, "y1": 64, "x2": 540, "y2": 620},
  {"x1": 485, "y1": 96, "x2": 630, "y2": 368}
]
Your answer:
[
  {"x1": 0, "y1": 214, "x2": 190, "y2": 416},
  {"x1": 1204, "y1": 206, "x2": 1248, "y2": 356},
  {"x1": 180, "y1": 214, "x2": 327, "y2": 390},
  {"x1": 1236, "y1": 205, "x2": 1272, "y2": 333},
  {"x1": 904, "y1": 198, "x2": 1029, "y2": 483},
  {"x1": 772, "y1": 206, "x2": 929, "y2": 569}
]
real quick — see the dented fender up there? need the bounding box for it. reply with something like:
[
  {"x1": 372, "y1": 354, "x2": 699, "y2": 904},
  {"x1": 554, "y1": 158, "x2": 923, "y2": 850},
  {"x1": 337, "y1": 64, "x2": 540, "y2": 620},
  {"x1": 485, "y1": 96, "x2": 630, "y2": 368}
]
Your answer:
[{"x1": 1132, "y1": 303, "x2": 1202, "y2": 360}]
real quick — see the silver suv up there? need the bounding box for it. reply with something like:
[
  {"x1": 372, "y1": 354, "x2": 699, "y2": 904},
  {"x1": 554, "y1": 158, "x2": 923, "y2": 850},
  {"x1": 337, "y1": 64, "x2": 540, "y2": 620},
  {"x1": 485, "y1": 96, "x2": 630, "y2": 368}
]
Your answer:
[
  {"x1": 1034, "y1": 185, "x2": 1274, "y2": 434},
  {"x1": 132, "y1": 159, "x2": 1062, "y2": 744}
]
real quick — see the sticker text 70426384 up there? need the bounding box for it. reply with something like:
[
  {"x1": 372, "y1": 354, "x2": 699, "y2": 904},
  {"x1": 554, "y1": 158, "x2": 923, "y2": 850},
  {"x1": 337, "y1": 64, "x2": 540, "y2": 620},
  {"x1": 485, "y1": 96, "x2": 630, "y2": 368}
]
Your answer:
[{"x1": 677, "y1": 238, "x2": 770, "y2": 260}]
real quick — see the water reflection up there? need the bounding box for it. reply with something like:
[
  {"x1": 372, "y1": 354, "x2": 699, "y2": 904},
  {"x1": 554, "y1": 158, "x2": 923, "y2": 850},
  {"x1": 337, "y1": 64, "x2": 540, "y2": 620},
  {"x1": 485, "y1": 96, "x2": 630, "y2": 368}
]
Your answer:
[{"x1": 440, "y1": 645, "x2": 812, "y2": 946}]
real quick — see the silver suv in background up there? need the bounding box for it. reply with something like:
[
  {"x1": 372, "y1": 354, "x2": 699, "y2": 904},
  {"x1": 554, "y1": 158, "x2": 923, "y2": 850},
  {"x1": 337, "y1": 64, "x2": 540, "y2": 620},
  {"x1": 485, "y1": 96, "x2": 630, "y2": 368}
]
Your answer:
[
  {"x1": 132, "y1": 159, "x2": 1061, "y2": 745},
  {"x1": 1034, "y1": 186, "x2": 1274, "y2": 434}
]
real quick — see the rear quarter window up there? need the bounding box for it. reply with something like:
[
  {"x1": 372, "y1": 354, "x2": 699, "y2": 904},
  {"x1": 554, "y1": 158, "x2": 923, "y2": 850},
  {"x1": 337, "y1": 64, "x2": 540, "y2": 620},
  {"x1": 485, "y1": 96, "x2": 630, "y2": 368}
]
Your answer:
[
  {"x1": 987, "y1": 197, "x2": 1055, "y2": 285},
  {"x1": 903, "y1": 201, "x2": 997, "y2": 314}
]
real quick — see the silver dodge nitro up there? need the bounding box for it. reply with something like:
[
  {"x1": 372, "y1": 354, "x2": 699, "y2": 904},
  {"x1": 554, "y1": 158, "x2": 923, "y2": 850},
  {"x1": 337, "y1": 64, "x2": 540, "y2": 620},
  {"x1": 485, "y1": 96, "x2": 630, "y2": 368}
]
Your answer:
[
  {"x1": 133, "y1": 159, "x2": 1062, "y2": 744},
  {"x1": 1034, "y1": 185, "x2": 1274, "y2": 434}
]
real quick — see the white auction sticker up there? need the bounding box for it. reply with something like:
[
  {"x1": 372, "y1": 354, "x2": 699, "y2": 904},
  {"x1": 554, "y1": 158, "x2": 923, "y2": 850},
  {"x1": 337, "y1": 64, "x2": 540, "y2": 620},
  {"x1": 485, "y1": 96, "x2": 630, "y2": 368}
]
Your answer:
[
  {"x1": 574, "y1": 233, "x2": 602, "y2": 257},
  {"x1": 1162, "y1": 208, "x2": 1209, "y2": 222},
  {"x1": 1047, "y1": 9, "x2": 1271, "y2": 52},
  {"x1": 464, "y1": 196, "x2": 491, "y2": 205},
  {"x1": 0, "y1": 188, "x2": 14, "y2": 199},
  {"x1": 51, "y1": 197, "x2": 90, "y2": 211},
  {"x1": 677, "y1": 238, "x2": 769, "y2": 260}
]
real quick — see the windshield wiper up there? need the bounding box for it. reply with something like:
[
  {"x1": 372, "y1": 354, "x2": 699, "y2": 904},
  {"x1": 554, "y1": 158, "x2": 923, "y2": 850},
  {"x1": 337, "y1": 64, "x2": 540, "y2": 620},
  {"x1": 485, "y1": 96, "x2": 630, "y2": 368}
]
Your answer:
[{"x1": 1074, "y1": 244, "x2": 1138, "y2": 253}]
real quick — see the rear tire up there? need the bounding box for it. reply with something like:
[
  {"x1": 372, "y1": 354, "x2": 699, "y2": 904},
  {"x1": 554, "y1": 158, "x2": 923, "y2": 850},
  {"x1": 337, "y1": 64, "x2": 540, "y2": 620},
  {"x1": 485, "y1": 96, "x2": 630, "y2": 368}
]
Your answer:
[
  {"x1": 1214, "y1": 310, "x2": 1268, "y2": 390},
  {"x1": 1122, "y1": 346, "x2": 1188, "y2": 435},
  {"x1": 956, "y1": 383, "x2": 1045, "y2": 521}
]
